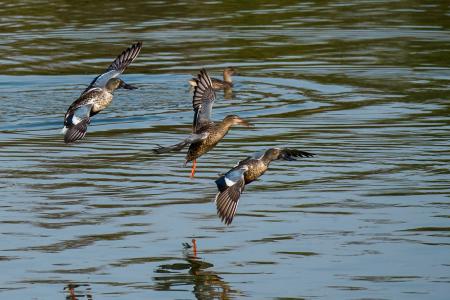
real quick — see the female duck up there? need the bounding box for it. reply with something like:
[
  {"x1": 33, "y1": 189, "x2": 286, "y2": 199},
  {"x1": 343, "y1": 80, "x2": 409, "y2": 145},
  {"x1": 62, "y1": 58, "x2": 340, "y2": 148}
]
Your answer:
[
  {"x1": 62, "y1": 42, "x2": 142, "y2": 143},
  {"x1": 215, "y1": 148, "x2": 314, "y2": 225},
  {"x1": 188, "y1": 67, "x2": 237, "y2": 90},
  {"x1": 154, "y1": 69, "x2": 252, "y2": 177}
]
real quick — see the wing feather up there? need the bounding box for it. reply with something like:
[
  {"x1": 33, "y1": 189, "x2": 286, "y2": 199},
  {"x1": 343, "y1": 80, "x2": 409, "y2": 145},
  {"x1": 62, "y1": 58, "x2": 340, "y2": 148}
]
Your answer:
[
  {"x1": 192, "y1": 69, "x2": 216, "y2": 132},
  {"x1": 215, "y1": 178, "x2": 245, "y2": 225},
  {"x1": 277, "y1": 148, "x2": 315, "y2": 160},
  {"x1": 64, "y1": 117, "x2": 90, "y2": 143},
  {"x1": 81, "y1": 42, "x2": 142, "y2": 95}
]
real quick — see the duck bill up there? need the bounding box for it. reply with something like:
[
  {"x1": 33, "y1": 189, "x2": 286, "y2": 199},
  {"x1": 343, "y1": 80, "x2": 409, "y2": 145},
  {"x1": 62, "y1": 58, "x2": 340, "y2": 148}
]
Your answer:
[
  {"x1": 237, "y1": 119, "x2": 252, "y2": 127},
  {"x1": 120, "y1": 81, "x2": 138, "y2": 90}
]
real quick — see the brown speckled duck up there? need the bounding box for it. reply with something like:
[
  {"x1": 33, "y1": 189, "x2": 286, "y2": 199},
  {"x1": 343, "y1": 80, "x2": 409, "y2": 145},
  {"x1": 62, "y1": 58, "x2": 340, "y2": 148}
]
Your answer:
[
  {"x1": 62, "y1": 42, "x2": 142, "y2": 143},
  {"x1": 215, "y1": 148, "x2": 315, "y2": 225},
  {"x1": 188, "y1": 67, "x2": 237, "y2": 90},
  {"x1": 154, "y1": 68, "x2": 252, "y2": 177}
]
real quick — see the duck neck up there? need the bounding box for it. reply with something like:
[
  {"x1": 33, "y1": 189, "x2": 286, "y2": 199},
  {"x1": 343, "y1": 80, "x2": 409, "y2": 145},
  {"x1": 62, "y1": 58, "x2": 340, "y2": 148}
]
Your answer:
[
  {"x1": 261, "y1": 153, "x2": 274, "y2": 166},
  {"x1": 223, "y1": 71, "x2": 232, "y2": 83},
  {"x1": 104, "y1": 87, "x2": 116, "y2": 94},
  {"x1": 219, "y1": 119, "x2": 234, "y2": 133}
]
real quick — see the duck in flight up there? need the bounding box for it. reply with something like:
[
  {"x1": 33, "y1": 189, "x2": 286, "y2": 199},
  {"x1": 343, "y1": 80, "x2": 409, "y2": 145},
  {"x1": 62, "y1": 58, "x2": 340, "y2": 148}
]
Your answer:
[
  {"x1": 62, "y1": 42, "x2": 142, "y2": 143},
  {"x1": 153, "y1": 68, "x2": 252, "y2": 178},
  {"x1": 188, "y1": 67, "x2": 237, "y2": 90},
  {"x1": 215, "y1": 148, "x2": 315, "y2": 225}
]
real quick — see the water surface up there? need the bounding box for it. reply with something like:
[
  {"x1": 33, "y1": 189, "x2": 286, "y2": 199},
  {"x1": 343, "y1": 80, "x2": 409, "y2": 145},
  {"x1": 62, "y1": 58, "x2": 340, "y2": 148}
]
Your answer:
[{"x1": 1, "y1": 1, "x2": 449, "y2": 299}]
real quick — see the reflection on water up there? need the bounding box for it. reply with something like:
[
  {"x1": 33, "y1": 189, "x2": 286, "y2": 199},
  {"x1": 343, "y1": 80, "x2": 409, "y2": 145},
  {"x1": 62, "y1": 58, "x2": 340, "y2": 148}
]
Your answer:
[
  {"x1": 154, "y1": 242, "x2": 243, "y2": 299},
  {"x1": 1, "y1": 0, "x2": 450, "y2": 299},
  {"x1": 64, "y1": 284, "x2": 92, "y2": 300}
]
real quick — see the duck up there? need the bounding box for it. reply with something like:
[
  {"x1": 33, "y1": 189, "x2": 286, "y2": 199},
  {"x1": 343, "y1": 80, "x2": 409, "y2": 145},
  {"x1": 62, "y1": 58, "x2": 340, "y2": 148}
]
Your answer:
[
  {"x1": 62, "y1": 41, "x2": 143, "y2": 143},
  {"x1": 215, "y1": 148, "x2": 315, "y2": 225},
  {"x1": 153, "y1": 68, "x2": 252, "y2": 178},
  {"x1": 188, "y1": 67, "x2": 237, "y2": 90}
]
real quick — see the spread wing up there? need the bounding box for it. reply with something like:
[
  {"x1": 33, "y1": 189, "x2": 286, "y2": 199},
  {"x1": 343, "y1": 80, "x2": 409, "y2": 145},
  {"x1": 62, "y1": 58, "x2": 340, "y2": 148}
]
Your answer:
[
  {"x1": 64, "y1": 117, "x2": 90, "y2": 143},
  {"x1": 215, "y1": 168, "x2": 246, "y2": 225},
  {"x1": 276, "y1": 148, "x2": 315, "y2": 161},
  {"x1": 64, "y1": 88, "x2": 103, "y2": 125},
  {"x1": 152, "y1": 132, "x2": 209, "y2": 154},
  {"x1": 232, "y1": 150, "x2": 265, "y2": 168},
  {"x1": 63, "y1": 103, "x2": 93, "y2": 143},
  {"x1": 192, "y1": 68, "x2": 216, "y2": 132},
  {"x1": 81, "y1": 41, "x2": 142, "y2": 95}
]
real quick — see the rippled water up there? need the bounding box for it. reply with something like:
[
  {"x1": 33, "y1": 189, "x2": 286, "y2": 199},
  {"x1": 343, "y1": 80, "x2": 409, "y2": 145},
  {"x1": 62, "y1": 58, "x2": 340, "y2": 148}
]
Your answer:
[{"x1": 1, "y1": 1, "x2": 449, "y2": 299}]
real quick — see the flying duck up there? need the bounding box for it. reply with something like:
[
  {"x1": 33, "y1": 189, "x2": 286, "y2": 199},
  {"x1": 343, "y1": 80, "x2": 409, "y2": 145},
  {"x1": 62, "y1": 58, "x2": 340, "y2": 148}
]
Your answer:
[
  {"x1": 215, "y1": 148, "x2": 314, "y2": 225},
  {"x1": 62, "y1": 41, "x2": 142, "y2": 143},
  {"x1": 153, "y1": 68, "x2": 252, "y2": 177}
]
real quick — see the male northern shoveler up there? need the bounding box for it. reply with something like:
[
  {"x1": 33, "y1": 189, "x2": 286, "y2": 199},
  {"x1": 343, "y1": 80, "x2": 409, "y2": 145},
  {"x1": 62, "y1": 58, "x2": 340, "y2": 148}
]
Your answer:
[
  {"x1": 215, "y1": 148, "x2": 315, "y2": 225},
  {"x1": 188, "y1": 67, "x2": 237, "y2": 89},
  {"x1": 62, "y1": 41, "x2": 142, "y2": 143},
  {"x1": 153, "y1": 68, "x2": 252, "y2": 177}
]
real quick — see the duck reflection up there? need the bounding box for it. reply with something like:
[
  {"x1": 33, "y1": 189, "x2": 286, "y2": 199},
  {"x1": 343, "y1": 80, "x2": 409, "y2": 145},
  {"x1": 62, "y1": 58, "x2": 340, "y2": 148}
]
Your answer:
[
  {"x1": 153, "y1": 240, "x2": 242, "y2": 299},
  {"x1": 64, "y1": 283, "x2": 93, "y2": 300},
  {"x1": 223, "y1": 87, "x2": 234, "y2": 100}
]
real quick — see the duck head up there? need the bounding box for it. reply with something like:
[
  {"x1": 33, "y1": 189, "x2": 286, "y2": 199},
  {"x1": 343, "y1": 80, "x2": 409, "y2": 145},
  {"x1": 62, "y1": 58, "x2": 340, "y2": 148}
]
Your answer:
[
  {"x1": 105, "y1": 78, "x2": 137, "y2": 92},
  {"x1": 223, "y1": 115, "x2": 252, "y2": 128},
  {"x1": 262, "y1": 148, "x2": 282, "y2": 162},
  {"x1": 223, "y1": 67, "x2": 238, "y2": 82}
]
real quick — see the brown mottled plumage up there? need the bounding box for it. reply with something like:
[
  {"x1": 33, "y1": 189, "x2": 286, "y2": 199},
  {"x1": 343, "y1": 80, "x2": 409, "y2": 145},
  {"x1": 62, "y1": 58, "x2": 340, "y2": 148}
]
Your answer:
[
  {"x1": 215, "y1": 148, "x2": 315, "y2": 225},
  {"x1": 153, "y1": 68, "x2": 251, "y2": 177},
  {"x1": 185, "y1": 115, "x2": 250, "y2": 164}
]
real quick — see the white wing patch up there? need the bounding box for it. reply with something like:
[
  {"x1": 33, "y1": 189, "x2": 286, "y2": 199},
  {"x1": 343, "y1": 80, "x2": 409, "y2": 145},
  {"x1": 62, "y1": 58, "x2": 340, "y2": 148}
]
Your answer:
[
  {"x1": 72, "y1": 115, "x2": 82, "y2": 125},
  {"x1": 225, "y1": 177, "x2": 236, "y2": 187}
]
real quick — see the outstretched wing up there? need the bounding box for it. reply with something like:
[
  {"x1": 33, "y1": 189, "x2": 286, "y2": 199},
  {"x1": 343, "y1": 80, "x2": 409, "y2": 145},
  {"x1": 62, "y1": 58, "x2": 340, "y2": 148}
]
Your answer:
[
  {"x1": 64, "y1": 117, "x2": 90, "y2": 143},
  {"x1": 232, "y1": 150, "x2": 266, "y2": 168},
  {"x1": 215, "y1": 178, "x2": 245, "y2": 225},
  {"x1": 63, "y1": 103, "x2": 93, "y2": 143},
  {"x1": 81, "y1": 41, "x2": 142, "y2": 95},
  {"x1": 276, "y1": 148, "x2": 315, "y2": 161},
  {"x1": 152, "y1": 132, "x2": 209, "y2": 154},
  {"x1": 215, "y1": 167, "x2": 246, "y2": 225},
  {"x1": 64, "y1": 88, "x2": 101, "y2": 124},
  {"x1": 192, "y1": 69, "x2": 216, "y2": 132}
]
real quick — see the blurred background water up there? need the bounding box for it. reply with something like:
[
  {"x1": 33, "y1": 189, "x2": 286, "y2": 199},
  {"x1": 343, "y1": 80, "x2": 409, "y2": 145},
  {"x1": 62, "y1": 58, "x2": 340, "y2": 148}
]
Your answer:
[{"x1": 0, "y1": 1, "x2": 449, "y2": 299}]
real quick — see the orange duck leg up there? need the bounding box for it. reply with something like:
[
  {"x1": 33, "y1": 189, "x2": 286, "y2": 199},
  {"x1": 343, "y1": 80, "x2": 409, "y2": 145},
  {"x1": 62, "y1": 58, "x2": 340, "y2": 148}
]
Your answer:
[
  {"x1": 190, "y1": 159, "x2": 197, "y2": 178},
  {"x1": 192, "y1": 238, "x2": 197, "y2": 257}
]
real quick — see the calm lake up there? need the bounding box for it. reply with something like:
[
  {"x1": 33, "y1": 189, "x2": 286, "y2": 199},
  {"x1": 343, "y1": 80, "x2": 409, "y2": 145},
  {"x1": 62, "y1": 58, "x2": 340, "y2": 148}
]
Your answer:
[{"x1": 0, "y1": 1, "x2": 449, "y2": 299}]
